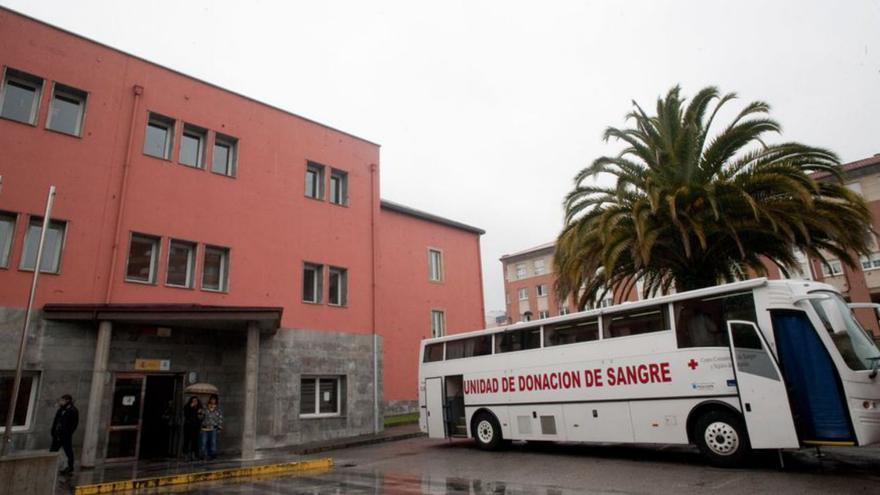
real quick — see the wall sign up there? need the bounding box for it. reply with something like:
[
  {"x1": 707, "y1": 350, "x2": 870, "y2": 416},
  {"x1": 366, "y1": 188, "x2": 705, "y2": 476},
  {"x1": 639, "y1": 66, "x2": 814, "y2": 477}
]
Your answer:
[{"x1": 134, "y1": 359, "x2": 171, "y2": 371}]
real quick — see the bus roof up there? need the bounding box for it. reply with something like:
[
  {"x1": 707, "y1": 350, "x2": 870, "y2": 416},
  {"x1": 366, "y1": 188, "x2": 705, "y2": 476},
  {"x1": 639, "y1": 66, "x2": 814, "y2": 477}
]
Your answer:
[{"x1": 423, "y1": 277, "x2": 832, "y2": 345}]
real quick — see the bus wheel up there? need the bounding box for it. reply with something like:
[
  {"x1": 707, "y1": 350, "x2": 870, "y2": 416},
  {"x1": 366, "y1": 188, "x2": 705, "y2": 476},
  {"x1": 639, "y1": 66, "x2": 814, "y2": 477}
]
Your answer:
[
  {"x1": 472, "y1": 412, "x2": 503, "y2": 450},
  {"x1": 694, "y1": 410, "x2": 750, "y2": 467}
]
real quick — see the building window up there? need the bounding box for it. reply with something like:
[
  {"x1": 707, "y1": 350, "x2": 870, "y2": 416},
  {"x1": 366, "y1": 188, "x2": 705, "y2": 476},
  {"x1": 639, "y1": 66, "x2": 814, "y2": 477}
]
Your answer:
[
  {"x1": 522, "y1": 312, "x2": 532, "y2": 322},
  {"x1": 860, "y1": 254, "x2": 880, "y2": 272},
  {"x1": 300, "y1": 376, "x2": 343, "y2": 417},
  {"x1": 46, "y1": 83, "x2": 87, "y2": 136},
  {"x1": 431, "y1": 310, "x2": 445, "y2": 338},
  {"x1": 538, "y1": 310, "x2": 550, "y2": 319},
  {"x1": 0, "y1": 68, "x2": 42, "y2": 125},
  {"x1": 329, "y1": 169, "x2": 348, "y2": 205},
  {"x1": 536, "y1": 284, "x2": 547, "y2": 297},
  {"x1": 212, "y1": 133, "x2": 237, "y2": 176},
  {"x1": 428, "y1": 248, "x2": 443, "y2": 282},
  {"x1": 144, "y1": 113, "x2": 175, "y2": 159},
  {"x1": 179, "y1": 124, "x2": 206, "y2": 168},
  {"x1": 125, "y1": 233, "x2": 160, "y2": 283},
  {"x1": 166, "y1": 240, "x2": 196, "y2": 288},
  {"x1": 202, "y1": 245, "x2": 229, "y2": 291},
  {"x1": 534, "y1": 259, "x2": 545, "y2": 275},
  {"x1": 328, "y1": 266, "x2": 348, "y2": 306},
  {"x1": 517, "y1": 287, "x2": 528, "y2": 300},
  {"x1": 0, "y1": 372, "x2": 39, "y2": 432},
  {"x1": 821, "y1": 260, "x2": 843, "y2": 277},
  {"x1": 303, "y1": 262, "x2": 323, "y2": 303},
  {"x1": 515, "y1": 263, "x2": 527, "y2": 279},
  {"x1": 559, "y1": 306, "x2": 570, "y2": 316},
  {"x1": 0, "y1": 211, "x2": 15, "y2": 268},
  {"x1": 305, "y1": 162, "x2": 325, "y2": 199},
  {"x1": 20, "y1": 217, "x2": 65, "y2": 273}
]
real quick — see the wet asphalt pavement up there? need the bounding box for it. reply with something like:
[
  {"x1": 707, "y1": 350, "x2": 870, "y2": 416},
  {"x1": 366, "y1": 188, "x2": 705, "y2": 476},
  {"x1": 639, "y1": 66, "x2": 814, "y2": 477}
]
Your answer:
[{"x1": 158, "y1": 436, "x2": 880, "y2": 494}]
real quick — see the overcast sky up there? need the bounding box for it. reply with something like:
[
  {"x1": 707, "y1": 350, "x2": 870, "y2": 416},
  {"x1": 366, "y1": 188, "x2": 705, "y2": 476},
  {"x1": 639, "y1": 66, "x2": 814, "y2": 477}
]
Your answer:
[{"x1": 4, "y1": 0, "x2": 879, "y2": 316}]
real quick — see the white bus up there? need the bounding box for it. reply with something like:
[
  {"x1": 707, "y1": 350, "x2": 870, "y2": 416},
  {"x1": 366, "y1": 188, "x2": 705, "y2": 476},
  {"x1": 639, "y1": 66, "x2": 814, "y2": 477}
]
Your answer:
[{"x1": 418, "y1": 278, "x2": 880, "y2": 466}]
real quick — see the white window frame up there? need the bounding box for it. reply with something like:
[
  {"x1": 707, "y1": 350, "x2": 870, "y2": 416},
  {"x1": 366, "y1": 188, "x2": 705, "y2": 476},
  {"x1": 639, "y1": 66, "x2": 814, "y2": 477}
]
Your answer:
[
  {"x1": 559, "y1": 306, "x2": 570, "y2": 316},
  {"x1": 517, "y1": 287, "x2": 528, "y2": 300},
  {"x1": 305, "y1": 162, "x2": 325, "y2": 200},
  {"x1": 302, "y1": 262, "x2": 323, "y2": 303},
  {"x1": 125, "y1": 233, "x2": 160, "y2": 284},
  {"x1": 329, "y1": 168, "x2": 348, "y2": 205},
  {"x1": 431, "y1": 309, "x2": 445, "y2": 338},
  {"x1": 0, "y1": 371, "x2": 39, "y2": 432},
  {"x1": 515, "y1": 263, "x2": 527, "y2": 279},
  {"x1": 538, "y1": 310, "x2": 550, "y2": 319},
  {"x1": 822, "y1": 259, "x2": 844, "y2": 277},
  {"x1": 179, "y1": 123, "x2": 207, "y2": 168},
  {"x1": 144, "y1": 112, "x2": 175, "y2": 160},
  {"x1": 860, "y1": 253, "x2": 880, "y2": 272},
  {"x1": 328, "y1": 266, "x2": 348, "y2": 306},
  {"x1": 201, "y1": 245, "x2": 230, "y2": 292},
  {"x1": 212, "y1": 133, "x2": 237, "y2": 177},
  {"x1": 19, "y1": 216, "x2": 66, "y2": 274},
  {"x1": 428, "y1": 248, "x2": 443, "y2": 282},
  {"x1": 536, "y1": 284, "x2": 547, "y2": 297},
  {"x1": 533, "y1": 259, "x2": 545, "y2": 275},
  {"x1": 0, "y1": 68, "x2": 43, "y2": 125},
  {"x1": 166, "y1": 239, "x2": 196, "y2": 288},
  {"x1": 299, "y1": 376, "x2": 343, "y2": 418}
]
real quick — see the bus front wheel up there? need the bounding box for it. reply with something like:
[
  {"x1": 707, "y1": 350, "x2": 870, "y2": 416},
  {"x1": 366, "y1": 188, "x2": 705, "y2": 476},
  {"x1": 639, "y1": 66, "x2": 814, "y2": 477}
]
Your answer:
[
  {"x1": 694, "y1": 410, "x2": 751, "y2": 467},
  {"x1": 472, "y1": 412, "x2": 503, "y2": 450}
]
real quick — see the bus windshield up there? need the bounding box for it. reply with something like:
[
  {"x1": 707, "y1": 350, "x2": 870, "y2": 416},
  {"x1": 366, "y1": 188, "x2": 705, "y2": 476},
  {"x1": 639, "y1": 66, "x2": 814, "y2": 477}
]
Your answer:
[{"x1": 810, "y1": 291, "x2": 880, "y2": 371}]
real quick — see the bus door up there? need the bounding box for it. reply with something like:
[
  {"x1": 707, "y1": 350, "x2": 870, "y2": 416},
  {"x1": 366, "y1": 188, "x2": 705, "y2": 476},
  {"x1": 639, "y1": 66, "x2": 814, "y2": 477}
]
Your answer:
[
  {"x1": 726, "y1": 320, "x2": 800, "y2": 449},
  {"x1": 771, "y1": 309, "x2": 854, "y2": 444},
  {"x1": 425, "y1": 377, "x2": 447, "y2": 438}
]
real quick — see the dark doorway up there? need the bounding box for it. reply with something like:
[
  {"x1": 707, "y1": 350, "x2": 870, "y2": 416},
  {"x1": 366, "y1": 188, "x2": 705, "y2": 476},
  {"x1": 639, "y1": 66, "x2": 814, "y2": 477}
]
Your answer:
[
  {"x1": 139, "y1": 375, "x2": 181, "y2": 459},
  {"x1": 444, "y1": 375, "x2": 466, "y2": 437}
]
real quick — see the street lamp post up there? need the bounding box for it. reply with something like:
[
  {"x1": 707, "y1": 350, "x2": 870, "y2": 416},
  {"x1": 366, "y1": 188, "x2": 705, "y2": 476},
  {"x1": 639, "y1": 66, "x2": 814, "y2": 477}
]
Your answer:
[{"x1": 0, "y1": 185, "x2": 56, "y2": 457}]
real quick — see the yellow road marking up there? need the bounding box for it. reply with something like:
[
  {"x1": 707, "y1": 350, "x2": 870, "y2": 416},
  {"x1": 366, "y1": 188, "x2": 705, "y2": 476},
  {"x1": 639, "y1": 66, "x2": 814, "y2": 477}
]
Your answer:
[{"x1": 74, "y1": 457, "x2": 333, "y2": 495}]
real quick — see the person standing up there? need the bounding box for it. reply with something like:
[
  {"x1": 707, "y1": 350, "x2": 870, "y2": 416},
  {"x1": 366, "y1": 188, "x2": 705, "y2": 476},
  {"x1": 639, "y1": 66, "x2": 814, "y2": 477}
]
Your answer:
[
  {"x1": 50, "y1": 394, "x2": 79, "y2": 475},
  {"x1": 182, "y1": 396, "x2": 202, "y2": 461},
  {"x1": 199, "y1": 394, "x2": 223, "y2": 460}
]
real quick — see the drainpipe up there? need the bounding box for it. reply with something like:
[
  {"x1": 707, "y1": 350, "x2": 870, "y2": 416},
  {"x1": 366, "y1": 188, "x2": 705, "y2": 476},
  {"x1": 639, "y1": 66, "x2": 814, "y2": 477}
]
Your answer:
[
  {"x1": 370, "y1": 162, "x2": 380, "y2": 433},
  {"x1": 104, "y1": 84, "x2": 143, "y2": 303}
]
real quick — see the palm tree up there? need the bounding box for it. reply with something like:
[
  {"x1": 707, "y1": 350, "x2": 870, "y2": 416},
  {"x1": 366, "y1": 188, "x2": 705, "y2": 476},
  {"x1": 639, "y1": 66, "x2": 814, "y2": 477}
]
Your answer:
[{"x1": 555, "y1": 86, "x2": 873, "y2": 310}]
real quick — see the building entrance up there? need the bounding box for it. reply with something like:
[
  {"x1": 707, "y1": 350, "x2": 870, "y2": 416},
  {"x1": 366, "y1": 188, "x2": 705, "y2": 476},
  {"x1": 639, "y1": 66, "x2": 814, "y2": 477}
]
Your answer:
[{"x1": 106, "y1": 373, "x2": 183, "y2": 462}]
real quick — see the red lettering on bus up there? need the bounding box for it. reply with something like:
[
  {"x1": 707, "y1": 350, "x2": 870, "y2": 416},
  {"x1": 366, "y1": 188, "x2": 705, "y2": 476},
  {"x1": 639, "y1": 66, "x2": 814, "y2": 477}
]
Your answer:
[
  {"x1": 648, "y1": 363, "x2": 660, "y2": 383},
  {"x1": 660, "y1": 362, "x2": 671, "y2": 382}
]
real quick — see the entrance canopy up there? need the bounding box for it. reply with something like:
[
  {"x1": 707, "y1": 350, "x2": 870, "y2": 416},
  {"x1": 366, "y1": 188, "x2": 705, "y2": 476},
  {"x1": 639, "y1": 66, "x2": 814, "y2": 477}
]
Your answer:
[{"x1": 42, "y1": 303, "x2": 283, "y2": 333}]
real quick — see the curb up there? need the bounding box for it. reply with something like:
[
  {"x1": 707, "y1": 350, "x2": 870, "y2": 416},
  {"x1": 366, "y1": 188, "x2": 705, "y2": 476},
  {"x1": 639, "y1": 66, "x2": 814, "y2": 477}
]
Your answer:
[
  {"x1": 73, "y1": 457, "x2": 333, "y2": 495},
  {"x1": 295, "y1": 431, "x2": 426, "y2": 455}
]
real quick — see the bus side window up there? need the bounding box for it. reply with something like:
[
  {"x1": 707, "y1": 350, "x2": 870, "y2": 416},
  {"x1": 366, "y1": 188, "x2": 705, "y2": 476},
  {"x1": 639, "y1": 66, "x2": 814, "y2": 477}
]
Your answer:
[
  {"x1": 604, "y1": 306, "x2": 668, "y2": 338},
  {"x1": 423, "y1": 343, "x2": 444, "y2": 362},
  {"x1": 544, "y1": 318, "x2": 598, "y2": 346},
  {"x1": 495, "y1": 328, "x2": 541, "y2": 353},
  {"x1": 446, "y1": 335, "x2": 492, "y2": 360},
  {"x1": 674, "y1": 292, "x2": 756, "y2": 348}
]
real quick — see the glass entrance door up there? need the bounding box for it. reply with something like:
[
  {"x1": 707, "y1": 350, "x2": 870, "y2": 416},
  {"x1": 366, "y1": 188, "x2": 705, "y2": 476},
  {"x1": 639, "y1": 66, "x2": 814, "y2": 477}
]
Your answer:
[{"x1": 106, "y1": 374, "x2": 146, "y2": 461}]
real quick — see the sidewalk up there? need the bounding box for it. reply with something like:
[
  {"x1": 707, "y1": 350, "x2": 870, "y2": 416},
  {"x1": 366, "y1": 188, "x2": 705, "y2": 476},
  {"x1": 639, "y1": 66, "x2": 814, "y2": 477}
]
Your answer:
[{"x1": 62, "y1": 423, "x2": 423, "y2": 494}]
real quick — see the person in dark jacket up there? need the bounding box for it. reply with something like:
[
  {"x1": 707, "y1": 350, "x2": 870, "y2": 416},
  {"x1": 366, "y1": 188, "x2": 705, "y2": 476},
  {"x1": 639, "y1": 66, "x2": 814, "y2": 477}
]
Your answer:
[
  {"x1": 50, "y1": 394, "x2": 79, "y2": 474},
  {"x1": 182, "y1": 396, "x2": 202, "y2": 461}
]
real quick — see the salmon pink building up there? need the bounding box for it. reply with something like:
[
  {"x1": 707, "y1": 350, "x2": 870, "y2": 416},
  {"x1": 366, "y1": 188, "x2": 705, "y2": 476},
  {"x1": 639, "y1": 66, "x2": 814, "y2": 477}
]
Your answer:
[{"x1": 0, "y1": 7, "x2": 484, "y2": 466}]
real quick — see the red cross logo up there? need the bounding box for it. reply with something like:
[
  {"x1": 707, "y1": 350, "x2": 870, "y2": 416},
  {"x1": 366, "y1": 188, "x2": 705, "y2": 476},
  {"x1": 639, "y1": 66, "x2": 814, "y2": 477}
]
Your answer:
[{"x1": 688, "y1": 359, "x2": 699, "y2": 370}]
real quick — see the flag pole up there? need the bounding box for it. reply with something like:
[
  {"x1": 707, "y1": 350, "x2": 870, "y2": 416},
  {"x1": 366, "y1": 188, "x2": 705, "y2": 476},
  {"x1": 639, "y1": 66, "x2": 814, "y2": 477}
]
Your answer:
[{"x1": 1, "y1": 185, "x2": 56, "y2": 457}]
